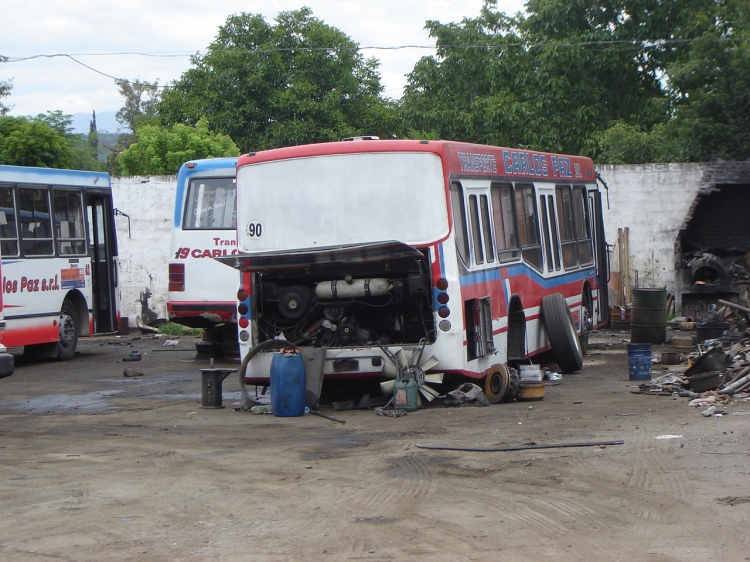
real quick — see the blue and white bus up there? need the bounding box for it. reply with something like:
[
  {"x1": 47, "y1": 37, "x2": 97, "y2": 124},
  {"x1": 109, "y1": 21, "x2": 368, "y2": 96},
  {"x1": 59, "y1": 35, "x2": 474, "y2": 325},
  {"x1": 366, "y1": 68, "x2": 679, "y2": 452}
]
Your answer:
[
  {"x1": 167, "y1": 158, "x2": 240, "y2": 357},
  {"x1": 0, "y1": 165, "x2": 120, "y2": 359}
]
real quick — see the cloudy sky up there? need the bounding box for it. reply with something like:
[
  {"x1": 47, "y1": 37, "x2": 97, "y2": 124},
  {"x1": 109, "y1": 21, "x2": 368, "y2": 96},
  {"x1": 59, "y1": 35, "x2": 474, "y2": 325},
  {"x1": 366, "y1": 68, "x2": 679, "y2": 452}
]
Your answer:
[{"x1": 3, "y1": 0, "x2": 525, "y2": 128}]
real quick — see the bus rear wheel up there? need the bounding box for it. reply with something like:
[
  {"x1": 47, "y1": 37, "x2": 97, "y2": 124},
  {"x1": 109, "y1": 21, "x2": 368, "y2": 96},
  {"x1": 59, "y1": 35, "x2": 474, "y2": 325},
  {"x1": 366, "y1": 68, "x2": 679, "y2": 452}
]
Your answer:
[
  {"x1": 57, "y1": 301, "x2": 79, "y2": 360},
  {"x1": 542, "y1": 292, "x2": 584, "y2": 373}
]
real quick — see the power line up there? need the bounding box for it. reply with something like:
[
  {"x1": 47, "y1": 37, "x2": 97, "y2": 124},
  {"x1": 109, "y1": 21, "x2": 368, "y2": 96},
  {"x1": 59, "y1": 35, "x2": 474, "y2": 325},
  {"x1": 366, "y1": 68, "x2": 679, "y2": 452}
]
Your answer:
[
  {"x1": 4, "y1": 36, "x2": 747, "y2": 88},
  {"x1": 5, "y1": 35, "x2": 749, "y2": 61}
]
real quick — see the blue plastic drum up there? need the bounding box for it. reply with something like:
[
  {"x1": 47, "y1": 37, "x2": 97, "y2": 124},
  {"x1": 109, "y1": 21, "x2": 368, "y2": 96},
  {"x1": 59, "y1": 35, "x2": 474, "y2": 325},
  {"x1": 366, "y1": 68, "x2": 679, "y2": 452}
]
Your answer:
[
  {"x1": 627, "y1": 343, "x2": 652, "y2": 381},
  {"x1": 270, "y1": 350, "x2": 307, "y2": 417}
]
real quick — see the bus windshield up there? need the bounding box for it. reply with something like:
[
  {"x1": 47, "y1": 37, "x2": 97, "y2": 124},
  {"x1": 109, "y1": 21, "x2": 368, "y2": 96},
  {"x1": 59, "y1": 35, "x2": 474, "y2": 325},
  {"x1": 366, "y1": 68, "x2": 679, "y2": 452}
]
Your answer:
[{"x1": 183, "y1": 177, "x2": 236, "y2": 230}]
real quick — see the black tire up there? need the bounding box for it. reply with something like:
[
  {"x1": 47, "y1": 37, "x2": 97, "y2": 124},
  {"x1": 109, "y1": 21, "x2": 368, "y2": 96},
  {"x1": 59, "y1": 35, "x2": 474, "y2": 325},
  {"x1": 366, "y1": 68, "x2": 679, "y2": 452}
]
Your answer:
[
  {"x1": 542, "y1": 293, "x2": 583, "y2": 373},
  {"x1": 581, "y1": 292, "x2": 592, "y2": 356},
  {"x1": 57, "y1": 300, "x2": 79, "y2": 361},
  {"x1": 483, "y1": 365, "x2": 510, "y2": 404},
  {"x1": 502, "y1": 367, "x2": 520, "y2": 402}
]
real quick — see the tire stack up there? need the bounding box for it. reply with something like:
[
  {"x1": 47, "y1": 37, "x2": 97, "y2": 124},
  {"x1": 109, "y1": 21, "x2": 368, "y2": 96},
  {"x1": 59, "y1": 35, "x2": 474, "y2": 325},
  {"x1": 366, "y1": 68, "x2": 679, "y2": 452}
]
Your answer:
[{"x1": 630, "y1": 288, "x2": 667, "y2": 344}]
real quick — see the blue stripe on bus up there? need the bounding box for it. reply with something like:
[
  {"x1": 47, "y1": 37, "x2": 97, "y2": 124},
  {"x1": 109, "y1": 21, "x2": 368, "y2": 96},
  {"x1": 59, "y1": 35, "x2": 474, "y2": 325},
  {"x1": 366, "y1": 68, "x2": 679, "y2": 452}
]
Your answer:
[{"x1": 459, "y1": 263, "x2": 595, "y2": 290}]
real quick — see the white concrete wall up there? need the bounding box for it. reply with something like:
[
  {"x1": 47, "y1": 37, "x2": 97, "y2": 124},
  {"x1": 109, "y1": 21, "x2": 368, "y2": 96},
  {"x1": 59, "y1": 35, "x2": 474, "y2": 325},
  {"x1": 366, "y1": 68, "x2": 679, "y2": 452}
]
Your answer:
[
  {"x1": 598, "y1": 163, "x2": 707, "y2": 304},
  {"x1": 111, "y1": 163, "x2": 709, "y2": 324},
  {"x1": 111, "y1": 175, "x2": 176, "y2": 324}
]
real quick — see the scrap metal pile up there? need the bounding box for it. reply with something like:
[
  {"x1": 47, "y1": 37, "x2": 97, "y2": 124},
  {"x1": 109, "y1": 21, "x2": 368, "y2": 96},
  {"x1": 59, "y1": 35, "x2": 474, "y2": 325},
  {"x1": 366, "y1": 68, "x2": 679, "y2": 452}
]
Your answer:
[{"x1": 633, "y1": 339, "x2": 750, "y2": 415}]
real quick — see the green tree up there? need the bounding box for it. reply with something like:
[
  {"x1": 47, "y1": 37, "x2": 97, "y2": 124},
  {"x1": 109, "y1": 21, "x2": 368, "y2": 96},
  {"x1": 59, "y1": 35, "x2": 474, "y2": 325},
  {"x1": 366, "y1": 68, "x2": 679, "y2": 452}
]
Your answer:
[
  {"x1": 660, "y1": 0, "x2": 750, "y2": 161},
  {"x1": 0, "y1": 53, "x2": 11, "y2": 116},
  {"x1": 159, "y1": 8, "x2": 399, "y2": 152},
  {"x1": 595, "y1": 0, "x2": 750, "y2": 163},
  {"x1": 401, "y1": 0, "x2": 723, "y2": 158},
  {"x1": 115, "y1": 117, "x2": 240, "y2": 175},
  {"x1": 32, "y1": 110, "x2": 103, "y2": 171},
  {"x1": 0, "y1": 116, "x2": 75, "y2": 168},
  {"x1": 89, "y1": 110, "x2": 99, "y2": 160},
  {"x1": 115, "y1": 79, "x2": 160, "y2": 136}
]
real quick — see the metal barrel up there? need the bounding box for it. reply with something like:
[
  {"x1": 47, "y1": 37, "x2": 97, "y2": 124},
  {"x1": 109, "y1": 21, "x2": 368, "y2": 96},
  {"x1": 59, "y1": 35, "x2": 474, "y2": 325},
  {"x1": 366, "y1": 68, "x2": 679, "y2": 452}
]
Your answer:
[{"x1": 630, "y1": 288, "x2": 667, "y2": 344}]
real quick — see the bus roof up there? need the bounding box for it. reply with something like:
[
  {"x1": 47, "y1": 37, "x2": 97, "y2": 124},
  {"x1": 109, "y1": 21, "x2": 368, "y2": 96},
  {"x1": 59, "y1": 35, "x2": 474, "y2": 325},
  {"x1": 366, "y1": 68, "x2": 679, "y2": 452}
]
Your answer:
[
  {"x1": 0, "y1": 164, "x2": 111, "y2": 188},
  {"x1": 237, "y1": 139, "x2": 596, "y2": 183},
  {"x1": 176, "y1": 157, "x2": 239, "y2": 180}
]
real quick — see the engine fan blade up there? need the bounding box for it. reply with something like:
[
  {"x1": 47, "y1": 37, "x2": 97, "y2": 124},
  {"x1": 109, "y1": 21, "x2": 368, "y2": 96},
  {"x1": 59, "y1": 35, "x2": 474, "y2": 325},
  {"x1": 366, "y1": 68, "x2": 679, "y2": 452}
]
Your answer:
[
  {"x1": 380, "y1": 379, "x2": 395, "y2": 395},
  {"x1": 418, "y1": 384, "x2": 440, "y2": 401},
  {"x1": 381, "y1": 362, "x2": 399, "y2": 379},
  {"x1": 423, "y1": 372, "x2": 444, "y2": 384},
  {"x1": 395, "y1": 348, "x2": 408, "y2": 369},
  {"x1": 419, "y1": 355, "x2": 439, "y2": 372}
]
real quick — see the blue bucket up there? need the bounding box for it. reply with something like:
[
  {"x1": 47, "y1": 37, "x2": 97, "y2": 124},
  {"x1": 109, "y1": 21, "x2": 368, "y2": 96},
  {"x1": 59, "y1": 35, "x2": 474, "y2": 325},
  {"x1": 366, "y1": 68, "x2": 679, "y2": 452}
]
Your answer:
[{"x1": 627, "y1": 343, "x2": 652, "y2": 381}]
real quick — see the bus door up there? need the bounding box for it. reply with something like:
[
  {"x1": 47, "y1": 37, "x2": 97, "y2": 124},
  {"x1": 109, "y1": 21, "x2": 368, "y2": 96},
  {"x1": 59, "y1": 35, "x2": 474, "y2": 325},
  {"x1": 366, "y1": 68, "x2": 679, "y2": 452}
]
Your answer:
[
  {"x1": 588, "y1": 189, "x2": 609, "y2": 324},
  {"x1": 86, "y1": 194, "x2": 117, "y2": 333},
  {"x1": 536, "y1": 186, "x2": 562, "y2": 275}
]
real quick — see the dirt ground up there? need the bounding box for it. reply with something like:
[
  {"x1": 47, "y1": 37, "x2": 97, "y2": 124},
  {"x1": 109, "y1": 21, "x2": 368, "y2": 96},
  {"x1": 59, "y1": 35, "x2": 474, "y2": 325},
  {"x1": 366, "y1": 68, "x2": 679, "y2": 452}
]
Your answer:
[{"x1": 1, "y1": 330, "x2": 749, "y2": 562}]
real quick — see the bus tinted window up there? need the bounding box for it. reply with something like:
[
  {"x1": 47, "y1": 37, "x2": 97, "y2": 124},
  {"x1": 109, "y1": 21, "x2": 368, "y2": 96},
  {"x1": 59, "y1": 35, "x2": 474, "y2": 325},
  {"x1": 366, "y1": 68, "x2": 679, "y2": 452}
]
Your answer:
[
  {"x1": 540, "y1": 195, "x2": 554, "y2": 272},
  {"x1": 514, "y1": 184, "x2": 543, "y2": 271},
  {"x1": 480, "y1": 195, "x2": 495, "y2": 264},
  {"x1": 0, "y1": 185, "x2": 18, "y2": 256},
  {"x1": 450, "y1": 182, "x2": 469, "y2": 267},
  {"x1": 573, "y1": 186, "x2": 594, "y2": 265},
  {"x1": 19, "y1": 186, "x2": 53, "y2": 256},
  {"x1": 490, "y1": 183, "x2": 519, "y2": 262},
  {"x1": 53, "y1": 189, "x2": 86, "y2": 255},
  {"x1": 555, "y1": 185, "x2": 578, "y2": 269},
  {"x1": 547, "y1": 195, "x2": 561, "y2": 270},
  {"x1": 468, "y1": 195, "x2": 484, "y2": 265},
  {"x1": 184, "y1": 178, "x2": 236, "y2": 230}
]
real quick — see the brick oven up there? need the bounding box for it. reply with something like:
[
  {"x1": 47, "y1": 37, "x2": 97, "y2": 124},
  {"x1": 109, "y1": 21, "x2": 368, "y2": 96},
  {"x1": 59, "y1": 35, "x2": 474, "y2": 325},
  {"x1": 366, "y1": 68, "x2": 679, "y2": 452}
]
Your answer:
[{"x1": 675, "y1": 160, "x2": 750, "y2": 319}]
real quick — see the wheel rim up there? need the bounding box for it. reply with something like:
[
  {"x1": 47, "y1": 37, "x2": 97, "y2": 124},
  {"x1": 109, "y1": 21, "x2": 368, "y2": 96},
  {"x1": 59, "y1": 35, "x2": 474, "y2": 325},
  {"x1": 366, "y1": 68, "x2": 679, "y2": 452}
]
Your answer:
[
  {"x1": 582, "y1": 302, "x2": 592, "y2": 340},
  {"x1": 60, "y1": 313, "x2": 76, "y2": 347},
  {"x1": 567, "y1": 310, "x2": 583, "y2": 356}
]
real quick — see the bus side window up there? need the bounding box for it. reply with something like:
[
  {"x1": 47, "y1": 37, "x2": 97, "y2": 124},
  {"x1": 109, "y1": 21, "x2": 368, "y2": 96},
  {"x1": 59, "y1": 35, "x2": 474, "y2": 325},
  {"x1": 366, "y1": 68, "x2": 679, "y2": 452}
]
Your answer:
[
  {"x1": 490, "y1": 183, "x2": 519, "y2": 262},
  {"x1": 468, "y1": 195, "x2": 484, "y2": 265},
  {"x1": 573, "y1": 185, "x2": 594, "y2": 265},
  {"x1": 449, "y1": 182, "x2": 469, "y2": 267},
  {"x1": 547, "y1": 195, "x2": 561, "y2": 270},
  {"x1": 539, "y1": 195, "x2": 554, "y2": 272},
  {"x1": 514, "y1": 184, "x2": 543, "y2": 271},
  {"x1": 555, "y1": 185, "x2": 579, "y2": 269},
  {"x1": 0, "y1": 184, "x2": 19, "y2": 257},
  {"x1": 53, "y1": 189, "x2": 86, "y2": 255},
  {"x1": 19, "y1": 186, "x2": 53, "y2": 257},
  {"x1": 479, "y1": 195, "x2": 495, "y2": 264}
]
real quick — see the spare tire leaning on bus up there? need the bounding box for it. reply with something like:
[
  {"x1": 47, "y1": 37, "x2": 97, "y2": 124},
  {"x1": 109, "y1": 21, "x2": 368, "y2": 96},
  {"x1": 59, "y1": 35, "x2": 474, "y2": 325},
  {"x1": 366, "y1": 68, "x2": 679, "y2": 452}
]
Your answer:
[{"x1": 542, "y1": 293, "x2": 584, "y2": 373}]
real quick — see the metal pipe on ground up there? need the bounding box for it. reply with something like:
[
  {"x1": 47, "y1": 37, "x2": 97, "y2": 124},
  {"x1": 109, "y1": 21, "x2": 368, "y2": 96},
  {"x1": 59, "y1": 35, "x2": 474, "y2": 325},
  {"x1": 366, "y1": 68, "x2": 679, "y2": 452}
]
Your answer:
[{"x1": 416, "y1": 440, "x2": 625, "y2": 453}]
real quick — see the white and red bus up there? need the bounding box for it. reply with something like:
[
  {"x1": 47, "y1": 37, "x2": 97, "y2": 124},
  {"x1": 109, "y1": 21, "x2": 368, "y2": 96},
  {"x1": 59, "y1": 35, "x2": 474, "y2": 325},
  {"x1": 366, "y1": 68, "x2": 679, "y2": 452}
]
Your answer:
[
  {"x1": 0, "y1": 246, "x2": 15, "y2": 377},
  {"x1": 167, "y1": 158, "x2": 240, "y2": 357},
  {"x1": 220, "y1": 139, "x2": 609, "y2": 402},
  {"x1": 0, "y1": 165, "x2": 120, "y2": 359}
]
